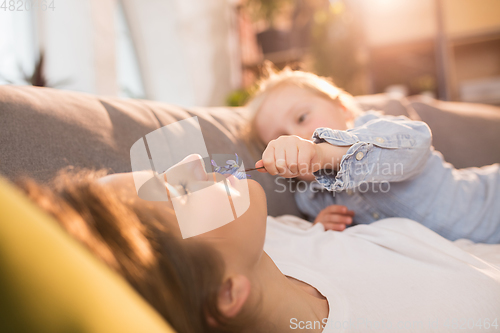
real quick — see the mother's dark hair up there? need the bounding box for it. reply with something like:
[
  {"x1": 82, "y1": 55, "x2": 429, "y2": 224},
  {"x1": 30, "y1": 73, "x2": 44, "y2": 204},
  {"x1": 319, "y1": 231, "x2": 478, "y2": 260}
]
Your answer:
[{"x1": 18, "y1": 170, "x2": 255, "y2": 333}]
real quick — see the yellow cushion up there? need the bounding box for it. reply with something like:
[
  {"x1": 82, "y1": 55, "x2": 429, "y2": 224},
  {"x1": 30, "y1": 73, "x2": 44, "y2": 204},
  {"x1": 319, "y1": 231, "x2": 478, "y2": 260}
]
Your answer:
[{"x1": 0, "y1": 176, "x2": 175, "y2": 333}]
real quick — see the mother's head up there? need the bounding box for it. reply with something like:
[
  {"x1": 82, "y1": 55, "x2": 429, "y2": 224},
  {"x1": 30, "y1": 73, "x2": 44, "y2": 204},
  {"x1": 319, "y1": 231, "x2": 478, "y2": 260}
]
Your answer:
[{"x1": 19, "y1": 155, "x2": 268, "y2": 332}]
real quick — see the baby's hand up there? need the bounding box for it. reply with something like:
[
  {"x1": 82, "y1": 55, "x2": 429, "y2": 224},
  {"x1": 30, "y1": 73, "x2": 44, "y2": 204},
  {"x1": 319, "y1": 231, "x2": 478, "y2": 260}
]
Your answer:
[
  {"x1": 255, "y1": 135, "x2": 323, "y2": 178},
  {"x1": 314, "y1": 205, "x2": 355, "y2": 231},
  {"x1": 255, "y1": 135, "x2": 350, "y2": 178}
]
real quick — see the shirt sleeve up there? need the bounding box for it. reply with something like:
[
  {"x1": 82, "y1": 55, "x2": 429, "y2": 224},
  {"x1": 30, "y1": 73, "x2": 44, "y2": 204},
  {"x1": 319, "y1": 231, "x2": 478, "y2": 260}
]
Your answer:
[{"x1": 312, "y1": 112, "x2": 432, "y2": 192}]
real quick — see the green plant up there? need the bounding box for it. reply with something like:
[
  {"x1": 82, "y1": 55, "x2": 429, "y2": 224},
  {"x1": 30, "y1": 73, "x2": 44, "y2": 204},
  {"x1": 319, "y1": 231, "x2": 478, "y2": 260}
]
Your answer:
[{"x1": 226, "y1": 87, "x2": 253, "y2": 107}]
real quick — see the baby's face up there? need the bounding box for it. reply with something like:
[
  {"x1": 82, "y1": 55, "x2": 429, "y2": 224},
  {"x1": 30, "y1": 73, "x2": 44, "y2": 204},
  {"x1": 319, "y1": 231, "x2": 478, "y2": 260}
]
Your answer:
[{"x1": 255, "y1": 84, "x2": 353, "y2": 143}]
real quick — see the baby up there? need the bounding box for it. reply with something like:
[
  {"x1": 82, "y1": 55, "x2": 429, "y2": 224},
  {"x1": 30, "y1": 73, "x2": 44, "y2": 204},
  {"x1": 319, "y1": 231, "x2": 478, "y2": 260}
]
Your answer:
[{"x1": 245, "y1": 67, "x2": 500, "y2": 244}]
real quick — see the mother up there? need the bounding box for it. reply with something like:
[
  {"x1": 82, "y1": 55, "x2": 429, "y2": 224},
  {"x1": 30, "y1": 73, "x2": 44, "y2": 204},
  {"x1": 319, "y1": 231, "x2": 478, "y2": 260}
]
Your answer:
[{"x1": 21, "y1": 154, "x2": 500, "y2": 332}]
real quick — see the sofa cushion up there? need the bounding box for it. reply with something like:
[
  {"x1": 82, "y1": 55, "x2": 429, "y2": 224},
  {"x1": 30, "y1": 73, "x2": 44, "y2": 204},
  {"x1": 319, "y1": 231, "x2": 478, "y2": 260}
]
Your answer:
[
  {"x1": 0, "y1": 85, "x2": 301, "y2": 217},
  {"x1": 355, "y1": 93, "x2": 500, "y2": 169},
  {"x1": 354, "y1": 93, "x2": 420, "y2": 120},
  {"x1": 408, "y1": 96, "x2": 500, "y2": 169}
]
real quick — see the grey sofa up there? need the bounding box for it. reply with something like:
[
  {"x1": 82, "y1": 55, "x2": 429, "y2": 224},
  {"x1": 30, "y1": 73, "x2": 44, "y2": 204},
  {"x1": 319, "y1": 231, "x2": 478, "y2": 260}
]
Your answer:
[{"x1": 1, "y1": 85, "x2": 500, "y2": 217}]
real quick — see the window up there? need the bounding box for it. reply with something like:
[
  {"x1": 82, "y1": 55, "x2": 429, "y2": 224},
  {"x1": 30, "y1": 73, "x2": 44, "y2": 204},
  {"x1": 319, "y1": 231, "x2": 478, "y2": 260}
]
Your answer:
[{"x1": 0, "y1": 10, "x2": 37, "y2": 85}]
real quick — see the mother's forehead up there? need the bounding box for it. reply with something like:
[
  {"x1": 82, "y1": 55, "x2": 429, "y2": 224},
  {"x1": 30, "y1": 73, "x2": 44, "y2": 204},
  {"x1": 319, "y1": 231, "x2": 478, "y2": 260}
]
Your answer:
[
  {"x1": 99, "y1": 172, "x2": 182, "y2": 235},
  {"x1": 99, "y1": 172, "x2": 170, "y2": 204}
]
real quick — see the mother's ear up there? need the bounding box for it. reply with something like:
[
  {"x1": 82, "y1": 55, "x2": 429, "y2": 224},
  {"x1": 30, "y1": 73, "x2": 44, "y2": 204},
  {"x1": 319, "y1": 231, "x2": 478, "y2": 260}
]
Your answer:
[{"x1": 208, "y1": 274, "x2": 251, "y2": 326}]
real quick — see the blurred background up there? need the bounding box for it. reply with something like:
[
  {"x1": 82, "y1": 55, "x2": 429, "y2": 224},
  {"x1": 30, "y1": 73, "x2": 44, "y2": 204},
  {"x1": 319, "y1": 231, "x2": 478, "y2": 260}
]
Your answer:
[{"x1": 1, "y1": 0, "x2": 499, "y2": 107}]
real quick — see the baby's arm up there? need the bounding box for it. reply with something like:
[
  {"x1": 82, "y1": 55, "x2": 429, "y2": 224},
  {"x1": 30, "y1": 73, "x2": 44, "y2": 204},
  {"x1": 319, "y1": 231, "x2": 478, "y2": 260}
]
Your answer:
[
  {"x1": 256, "y1": 113, "x2": 433, "y2": 192},
  {"x1": 312, "y1": 114, "x2": 432, "y2": 192}
]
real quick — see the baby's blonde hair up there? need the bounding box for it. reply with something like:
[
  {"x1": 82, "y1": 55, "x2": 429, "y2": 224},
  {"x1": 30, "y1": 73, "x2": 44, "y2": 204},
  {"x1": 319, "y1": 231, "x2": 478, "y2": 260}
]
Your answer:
[{"x1": 242, "y1": 64, "x2": 363, "y2": 155}]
